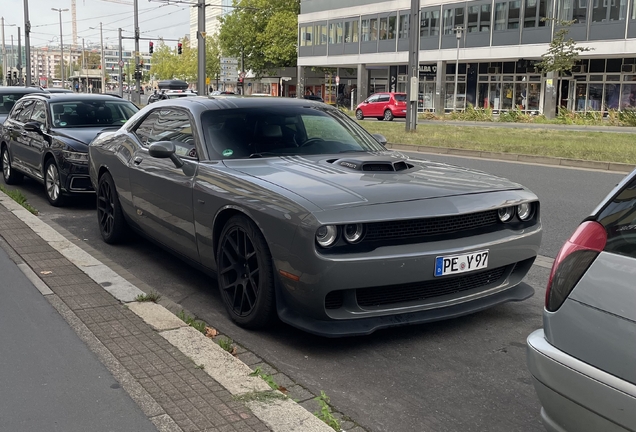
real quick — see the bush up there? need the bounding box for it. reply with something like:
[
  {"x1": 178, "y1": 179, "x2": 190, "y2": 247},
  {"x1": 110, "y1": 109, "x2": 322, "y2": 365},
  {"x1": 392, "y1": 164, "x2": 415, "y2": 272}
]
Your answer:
[
  {"x1": 499, "y1": 108, "x2": 534, "y2": 123},
  {"x1": 619, "y1": 109, "x2": 636, "y2": 127},
  {"x1": 447, "y1": 104, "x2": 493, "y2": 122}
]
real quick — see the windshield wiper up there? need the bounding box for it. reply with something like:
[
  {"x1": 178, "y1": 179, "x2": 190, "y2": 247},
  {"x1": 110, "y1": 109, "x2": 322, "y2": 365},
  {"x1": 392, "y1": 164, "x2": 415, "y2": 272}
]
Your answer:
[{"x1": 248, "y1": 152, "x2": 280, "y2": 158}]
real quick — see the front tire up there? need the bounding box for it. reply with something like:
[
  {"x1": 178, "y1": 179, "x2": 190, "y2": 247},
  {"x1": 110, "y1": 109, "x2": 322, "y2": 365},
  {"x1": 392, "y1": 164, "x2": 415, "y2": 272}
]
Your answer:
[
  {"x1": 217, "y1": 215, "x2": 276, "y2": 329},
  {"x1": 384, "y1": 109, "x2": 394, "y2": 121},
  {"x1": 1, "y1": 146, "x2": 23, "y2": 185},
  {"x1": 97, "y1": 172, "x2": 128, "y2": 244},
  {"x1": 44, "y1": 159, "x2": 65, "y2": 206},
  {"x1": 355, "y1": 109, "x2": 364, "y2": 120}
]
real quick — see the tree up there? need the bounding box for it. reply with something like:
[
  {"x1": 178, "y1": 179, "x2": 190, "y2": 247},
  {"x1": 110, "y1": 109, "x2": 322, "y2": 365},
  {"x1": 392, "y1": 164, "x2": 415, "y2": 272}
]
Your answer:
[
  {"x1": 81, "y1": 51, "x2": 101, "y2": 69},
  {"x1": 206, "y1": 35, "x2": 221, "y2": 84},
  {"x1": 536, "y1": 19, "x2": 592, "y2": 114},
  {"x1": 218, "y1": 0, "x2": 299, "y2": 77}
]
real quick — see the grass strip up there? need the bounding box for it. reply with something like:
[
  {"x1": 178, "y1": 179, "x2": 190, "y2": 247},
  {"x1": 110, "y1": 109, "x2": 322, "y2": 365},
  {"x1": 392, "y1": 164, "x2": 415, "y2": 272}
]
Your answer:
[
  {"x1": 0, "y1": 185, "x2": 39, "y2": 215},
  {"x1": 357, "y1": 121, "x2": 636, "y2": 164}
]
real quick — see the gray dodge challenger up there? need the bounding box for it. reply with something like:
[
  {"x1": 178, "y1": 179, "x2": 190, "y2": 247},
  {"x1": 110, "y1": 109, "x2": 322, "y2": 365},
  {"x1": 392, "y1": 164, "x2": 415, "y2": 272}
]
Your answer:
[{"x1": 88, "y1": 96, "x2": 542, "y2": 336}]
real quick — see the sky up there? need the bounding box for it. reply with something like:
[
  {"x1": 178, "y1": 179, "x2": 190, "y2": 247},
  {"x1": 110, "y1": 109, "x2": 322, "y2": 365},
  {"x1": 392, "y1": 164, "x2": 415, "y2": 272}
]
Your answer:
[{"x1": 2, "y1": 0, "x2": 191, "y2": 51}]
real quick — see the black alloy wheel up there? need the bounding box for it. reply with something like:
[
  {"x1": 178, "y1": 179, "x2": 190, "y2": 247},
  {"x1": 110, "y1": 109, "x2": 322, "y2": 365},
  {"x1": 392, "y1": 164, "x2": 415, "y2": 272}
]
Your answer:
[
  {"x1": 97, "y1": 172, "x2": 128, "y2": 244},
  {"x1": 1, "y1": 146, "x2": 23, "y2": 185},
  {"x1": 355, "y1": 109, "x2": 364, "y2": 120},
  {"x1": 217, "y1": 215, "x2": 275, "y2": 328},
  {"x1": 44, "y1": 159, "x2": 65, "y2": 206}
]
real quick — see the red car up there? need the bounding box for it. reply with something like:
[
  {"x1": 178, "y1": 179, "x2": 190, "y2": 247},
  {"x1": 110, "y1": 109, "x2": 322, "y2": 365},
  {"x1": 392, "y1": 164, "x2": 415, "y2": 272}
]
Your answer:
[{"x1": 355, "y1": 92, "x2": 407, "y2": 121}]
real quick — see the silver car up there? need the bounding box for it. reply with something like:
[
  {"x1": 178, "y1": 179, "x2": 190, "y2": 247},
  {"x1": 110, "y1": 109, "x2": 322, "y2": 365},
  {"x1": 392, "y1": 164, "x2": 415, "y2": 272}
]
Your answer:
[{"x1": 527, "y1": 168, "x2": 636, "y2": 432}]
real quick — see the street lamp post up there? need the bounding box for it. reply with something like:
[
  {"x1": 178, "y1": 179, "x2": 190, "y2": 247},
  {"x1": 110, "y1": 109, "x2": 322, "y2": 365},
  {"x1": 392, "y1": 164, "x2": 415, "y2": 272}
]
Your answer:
[
  {"x1": 89, "y1": 24, "x2": 106, "y2": 93},
  {"x1": 51, "y1": 7, "x2": 68, "y2": 88},
  {"x1": 1, "y1": 19, "x2": 17, "y2": 86},
  {"x1": 453, "y1": 25, "x2": 463, "y2": 112}
]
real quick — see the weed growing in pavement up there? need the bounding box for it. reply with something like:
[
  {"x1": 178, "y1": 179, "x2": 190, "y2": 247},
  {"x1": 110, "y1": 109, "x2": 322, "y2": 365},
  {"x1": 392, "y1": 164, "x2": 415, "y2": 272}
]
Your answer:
[
  {"x1": 250, "y1": 367, "x2": 279, "y2": 391},
  {"x1": 0, "y1": 185, "x2": 38, "y2": 215},
  {"x1": 234, "y1": 390, "x2": 288, "y2": 403},
  {"x1": 314, "y1": 391, "x2": 341, "y2": 431},
  {"x1": 195, "y1": 364, "x2": 205, "y2": 369},
  {"x1": 135, "y1": 291, "x2": 161, "y2": 302},
  {"x1": 177, "y1": 310, "x2": 206, "y2": 333},
  {"x1": 218, "y1": 336, "x2": 235, "y2": 353}
]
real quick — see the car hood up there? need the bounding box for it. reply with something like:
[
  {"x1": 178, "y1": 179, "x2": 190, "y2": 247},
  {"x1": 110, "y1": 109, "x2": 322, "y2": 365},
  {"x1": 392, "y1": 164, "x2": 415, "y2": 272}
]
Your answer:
[
  {"x1": 51, "y1": 127, "x2": 118, "y2": 151},
  {"x1": 223, "y1": 153, "x2": 524, "y2": 211}
]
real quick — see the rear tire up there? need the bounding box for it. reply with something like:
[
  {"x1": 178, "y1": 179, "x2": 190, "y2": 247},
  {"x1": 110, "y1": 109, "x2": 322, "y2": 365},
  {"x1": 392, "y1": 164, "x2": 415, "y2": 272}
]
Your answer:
[
  {"x1": 384, "y1": 109, "x2": 394, "y2": 121},
  {"x1": 1, "y1": 146, "x2": 23, "y2": 185},
  {"x1": 97, "y1": 172, "x2": 128, "y2": 244},
  {"x1": 217, "y1": 215, "x2": 276, "y2": 329},
  {"x1": 355, "y1": 109, "x2": 364, "y2": 120}
]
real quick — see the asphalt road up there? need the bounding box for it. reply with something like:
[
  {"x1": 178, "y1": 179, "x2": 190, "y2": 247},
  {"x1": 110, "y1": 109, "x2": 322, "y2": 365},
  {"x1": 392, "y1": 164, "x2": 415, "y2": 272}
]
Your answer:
[{"x1": 1, "y1": 155, "x2": 628, "y2": 432}]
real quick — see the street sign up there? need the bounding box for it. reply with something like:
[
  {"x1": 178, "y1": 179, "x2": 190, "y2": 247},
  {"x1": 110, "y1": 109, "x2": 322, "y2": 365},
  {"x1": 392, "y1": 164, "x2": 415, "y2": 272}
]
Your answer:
[
  {"x1": 220, "y1": 57, "x2": 239, "y2": 65},
  {"x1": 118, "y1": 60, "x2": 124, "y2": 67},
  {"x1": 206, "y1": 77, "x2": 210, "y2": 85},
  {"x1": 239, "y1": 72, "x2": 246, "y2": 79},
  {"x1": 335, "y1": 75, "x2": 340, "y2": 84}
]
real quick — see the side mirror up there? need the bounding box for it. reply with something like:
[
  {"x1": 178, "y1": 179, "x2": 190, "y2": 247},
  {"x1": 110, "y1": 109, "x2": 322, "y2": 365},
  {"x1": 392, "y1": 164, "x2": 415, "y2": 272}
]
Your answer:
[
  {"x1": 148, "y1": 141, "x2": 183, "y2": 168},
  {"x1": 372, "y1": 133, "x2": 387, "y2": 146},
  {"x1": 24, "y1": 121, "x2": 44, "y2": 133}
]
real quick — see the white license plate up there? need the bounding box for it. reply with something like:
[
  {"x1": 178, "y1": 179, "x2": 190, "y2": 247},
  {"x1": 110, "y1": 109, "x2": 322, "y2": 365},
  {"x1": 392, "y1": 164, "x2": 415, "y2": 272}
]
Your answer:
[{"x1": 434, "y1": 250, "x2": 489, "y2": 277}]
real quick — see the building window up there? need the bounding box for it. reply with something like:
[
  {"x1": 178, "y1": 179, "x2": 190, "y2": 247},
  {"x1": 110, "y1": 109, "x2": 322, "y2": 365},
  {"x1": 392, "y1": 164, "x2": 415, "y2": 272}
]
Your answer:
[
  {"x1": 388, "y1": 15, "x2": 397, "y2": 39},
  {"x1": 399, "y1": 14, "x2": 410, "y2": 38},
  {"x1": 467, "y1": 4, "x2": 492, "y2": 32},
  {"x1": 559, "y1": 0, "x2": 586, "y2": 22},
  {"x1": 370, "y1": 18, "x2": 378, "y2": 40},
  {"x1": 336, "y1": 22, "x2": 343, "y2": 43},
  {"x1": 352, "y1": 20, "x2": 359, "y2": 42},
  {"x1": 494, "y1": 1, "x2": 520, "y2": 30},
  {"x1": 495, "y1": 2, "x2": 507, "y2": 29},
  {"x1": 524, "y1": 0, "x2": 548, "y2": 26},
  {"x1": 345, "y1": 21, "x2": 358, "y2": 43},
  {"x1": 421, "y1": 11, "x2": 431, "y2": 36},
  {"x1": 380, "y1": 17, "x2": 388, "y2": 39},
  {"x1": 508, "y1": 1, "x2": 521, "y2": 28},
  {"x1": 443, "y1": 8, "x2": 464, "y2": 34},
  {"x1": 481, "y1": 4, "x2": 492, "y2": 31},
  {"x1": 321, "y1": 25, "x2": 328, "y2": 45},
  {"x1": 329, "y1": 23, "x2": 336, "y2": 44},
  {"x1": 362, "y1": 19, "x2": 370, "y2": 41}
]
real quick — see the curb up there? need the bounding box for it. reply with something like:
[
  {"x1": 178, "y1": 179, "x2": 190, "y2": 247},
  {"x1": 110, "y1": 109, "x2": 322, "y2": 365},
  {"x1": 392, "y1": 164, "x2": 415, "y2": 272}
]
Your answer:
[
  {"x1": 386, "y1": 143, "x2": 636, "y2": 173},
  {"x1": 0, "y1": 191, "x2": 335, "y2": 432}
]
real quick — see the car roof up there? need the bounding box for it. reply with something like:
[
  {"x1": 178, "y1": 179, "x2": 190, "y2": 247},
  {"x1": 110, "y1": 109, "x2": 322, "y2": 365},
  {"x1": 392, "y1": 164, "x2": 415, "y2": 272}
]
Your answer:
[
  {"x1": 149, "y1": 95, "x2": 329, "y2": 111},
  {"x1": 22, "y1": 93, "x2": 134, "y2": 103},
  {"x1": 0, "y1": 86, "x2": 46, "y2": 95}
]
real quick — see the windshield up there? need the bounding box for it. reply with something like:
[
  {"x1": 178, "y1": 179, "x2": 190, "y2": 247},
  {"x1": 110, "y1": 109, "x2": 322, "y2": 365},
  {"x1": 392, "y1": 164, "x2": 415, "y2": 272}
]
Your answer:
[
  {"x1": 50, "y1": 100, "x2": 138, "y2": 128},
  {"x1": 201, "y1": 106, "x2": 385, "y2": 159}
]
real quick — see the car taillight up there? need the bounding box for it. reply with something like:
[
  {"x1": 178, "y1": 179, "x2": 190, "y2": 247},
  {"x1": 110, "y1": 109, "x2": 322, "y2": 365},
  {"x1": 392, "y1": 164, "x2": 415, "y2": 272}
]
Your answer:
[{"x1": 545, "y1": 221, "x2": 607, "y2": 312}]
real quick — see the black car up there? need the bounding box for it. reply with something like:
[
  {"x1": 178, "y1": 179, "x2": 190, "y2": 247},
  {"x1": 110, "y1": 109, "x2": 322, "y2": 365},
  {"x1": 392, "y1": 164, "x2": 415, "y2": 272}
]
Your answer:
[
  {"x1": 46, "y1": 88, "x2": 75, "y2": 94},
  {"x1": 0, "y1": 86, "x2": 47, "y2": 124},
  {"x1": 303, "y1": 94, "x2": 324, "y2": 103},
  {"x1": 0, "y1": 93, "x2": 138, "y2": 206}
]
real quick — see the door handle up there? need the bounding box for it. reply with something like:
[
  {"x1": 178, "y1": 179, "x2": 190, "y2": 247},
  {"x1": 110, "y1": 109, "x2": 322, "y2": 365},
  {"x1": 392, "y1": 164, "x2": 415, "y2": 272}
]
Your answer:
[{"x1": 133, "y1": 156, "x2": 143, "y2": 165}]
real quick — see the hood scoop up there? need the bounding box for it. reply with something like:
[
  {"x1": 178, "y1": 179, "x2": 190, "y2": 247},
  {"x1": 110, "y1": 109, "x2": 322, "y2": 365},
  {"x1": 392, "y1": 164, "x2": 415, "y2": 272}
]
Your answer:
[{"x1": 327, "y1": 158, "x2": 414, "y2": 172}]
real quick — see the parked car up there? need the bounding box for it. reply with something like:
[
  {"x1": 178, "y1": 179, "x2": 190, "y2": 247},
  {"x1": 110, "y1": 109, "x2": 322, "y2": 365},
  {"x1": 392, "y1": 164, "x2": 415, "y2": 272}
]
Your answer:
[
  {"x1": 0, "y1": 93, "x2": 138, "y2": 206},
  {"x1": 210, "y1": 91, "x2": 236, "y2": 96},
  {"x1": 355, "y1": 92, "x2": 407, "y2": 121},
  {"x1": 303, "y1": 94, "x2": 324, "y2": 103},
  {"x1": 45, "y1": 88, "x2": 74, "y2": 94},
  {"x1": 0, "y1": 86, "x2": 47, "y2": 124},
  {"x1": 148, "y1": 90, "x2": 198, "y2": 104},
  {"x1": 89, "y1": 97, "x2": 541, "y2": 336},
  {"x1": 527, "y1": 168, "x2": 636, "y2": 432}
]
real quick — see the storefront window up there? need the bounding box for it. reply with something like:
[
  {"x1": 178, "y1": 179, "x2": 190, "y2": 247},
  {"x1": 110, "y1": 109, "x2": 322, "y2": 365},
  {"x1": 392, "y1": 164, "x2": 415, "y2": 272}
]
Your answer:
[
  {"x1": 587, "y1": 83, "x2": 603, "y2": 110},
  {"x1": 399, "y1": 14, "x2": 410, "y2": 38},
  {"x1": 605, "y1": 83, "x2": 621, "y2": 110},
  {"x1": 515, "y1": 82, "x2": 527, "y2": 108},
  {"x1": 576, "y1": 83, "x2": 588, "y2": 111},
  {"x1": 621, "y1": 79, "x2": 636, "y2": 109},
  {"x1": 527, "y1": 82, "x2": 541, "y2": 110},
  {"x1": 419, "y1": 81, "x2": 436, "y2": 111},
  {"x1": 445, "y1": 82, "x2": 467, "y2": 109},
  {"x1": 489, "y1": 82, "x2": 502, "y2": 109},
  {"x1": 502, "y1": 80, "x2": 515, "y2": 110}
]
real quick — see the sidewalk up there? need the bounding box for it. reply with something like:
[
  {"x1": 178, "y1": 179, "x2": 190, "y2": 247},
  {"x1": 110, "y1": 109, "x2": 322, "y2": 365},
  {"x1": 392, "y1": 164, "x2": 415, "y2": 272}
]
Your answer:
[{"x1": 0, "y1": 192, "x2": 335, "y2": 432}]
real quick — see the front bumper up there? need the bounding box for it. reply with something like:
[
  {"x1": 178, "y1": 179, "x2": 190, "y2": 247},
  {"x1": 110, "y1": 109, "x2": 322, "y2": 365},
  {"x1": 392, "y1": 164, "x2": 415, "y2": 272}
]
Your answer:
[
  {"x1": 60, "y1": 160, "x2": 94, "y2": 194},
  {"x1": 526, "y1": 329, "x2": 636, "y2": 432}
]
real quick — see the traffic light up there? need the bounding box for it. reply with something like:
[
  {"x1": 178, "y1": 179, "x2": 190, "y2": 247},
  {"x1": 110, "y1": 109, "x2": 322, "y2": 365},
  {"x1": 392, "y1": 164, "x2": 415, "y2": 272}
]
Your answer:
[
  {"x1": 177, "y1": 42, "x2": 182, "y2": 55},
  {"x1": 149, "y1": 41, "x2": 154, "y2": 54}
]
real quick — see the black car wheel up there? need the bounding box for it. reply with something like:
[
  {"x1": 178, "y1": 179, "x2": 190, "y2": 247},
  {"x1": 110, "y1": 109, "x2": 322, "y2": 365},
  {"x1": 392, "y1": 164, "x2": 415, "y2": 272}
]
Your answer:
[
  {"x1": 44, "y1": 159, "x2": 65, "y2": 206},
  {"x1": 97, "y1": 172, "x2": 128, "y2": 244},
  {"x1": 217, "y1": 215, "x2": 275, "y2": 329},
  {"x1": 1, "y1": 146, "x2": 23, "y2": 185},
  {"x1": 355, "y1": 109, "x2": 364, "y2": 120},
  {"x1": 384, "y1": 109, "x2": 394, "y2": 121}
]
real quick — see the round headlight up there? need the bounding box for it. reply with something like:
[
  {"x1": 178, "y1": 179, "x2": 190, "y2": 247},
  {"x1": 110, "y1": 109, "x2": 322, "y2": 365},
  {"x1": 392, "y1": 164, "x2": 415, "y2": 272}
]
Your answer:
[
  {"x1": 316, "y1": 225, "x2": 338, "y2": 248},
  {"x1": 517, "y1": 203, "x2": 534, "y2": 221},
  {"x1": 343, "y1": 224, "x2": 365, "y2": 243},
  {"x1": 498, "y1": 206, "x2": 515, "y2": 223}
]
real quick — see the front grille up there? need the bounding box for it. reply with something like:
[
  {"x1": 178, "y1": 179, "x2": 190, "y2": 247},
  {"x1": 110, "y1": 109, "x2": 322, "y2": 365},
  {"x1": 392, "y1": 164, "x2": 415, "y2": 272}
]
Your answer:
[
  {"x1": 364, "y1": 210, "x2": 499, "y2": 242},
  {"x1": 325, "y1": 290, "x2": 344, "y2": 310},
  {"x1": 356, "y1": 266, "x2": 507, "y2": 307}
]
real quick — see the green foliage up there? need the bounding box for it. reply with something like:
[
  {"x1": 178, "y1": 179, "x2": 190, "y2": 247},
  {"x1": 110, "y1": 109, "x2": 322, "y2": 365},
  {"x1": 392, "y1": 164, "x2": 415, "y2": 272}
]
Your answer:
[
  {"x1": 218, "y1": 337, "x2": 235, "y2": 353},
  {"x1": 177, "y1": 310, "x2": 206, "y2": 333},
  {"x1": 449, "y1": 104, "x2": 493, "y2": 121},
  {"x1": 150, "y1": 36, "x2": 221, "y2": 84},
  {"x1": 81, "y1": 51, "x2": 102, "y2": 69},
  {"x1": 618, "y1": 109, "x2": 636, "y2": 126},
  {"x1": 0, "y1": 185, "x2": 38, "y2": 215},
  {"x1": 218, "y1": 0, "x2": 300, "y2": 77},
  {"x1": 313, "y1": 391, "x2": 341, "y2": 431},
  {"x1": 499, "y1": 108, "x2": 534, "y2": 123},
  {"x1": 536, "y1": 19, "x2": 592, "y2": 76},
  {"x1": 135, "y1": 291, "x2": 161, "y2": 302},
  {"x1": 249, "y1": 367, "x2": 279, "y2": 390}
]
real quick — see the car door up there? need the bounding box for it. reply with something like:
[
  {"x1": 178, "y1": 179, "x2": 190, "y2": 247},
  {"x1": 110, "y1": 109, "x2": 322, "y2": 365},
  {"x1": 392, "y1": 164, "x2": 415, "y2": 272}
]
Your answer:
[
  {"x1": 129, "y1": 107, "x2": 200, "y2": 262},
  {"x1": 376, "y1": 93, "x2": 391, "y2": 115},
  {"x1": 22, "y1": 101, "x2": 50, "y2": 176},
  {"x1": 6, "y1": 99, "x2": 35, "y2": 175},
  {"x1": 364, "y1": 95, "x2": 380, "y2": 117}
]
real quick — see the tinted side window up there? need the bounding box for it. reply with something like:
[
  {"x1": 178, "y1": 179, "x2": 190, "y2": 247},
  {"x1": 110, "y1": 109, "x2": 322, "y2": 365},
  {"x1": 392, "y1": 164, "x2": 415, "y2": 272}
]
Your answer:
[
  {"x1": 367, "y1": 95, "x2": 379, "y2": 103},
  {"x1": 378, "y1": 95, "x2": 391, "y2": 102},
  {"x1": 8, "y1": 100, "x2": 25, "y2": 120},
  {"x1": 30, "y1": 101, "x2": 48, "y2": 125},
  {"x1": 151, "y1": 109, "x2": 197, "y2": 159},
  {"x1": 597, "y1": 177, "x2": 636, "y2": 259},
  {"x1": 17, "y1": 100, "x2": 35, "y2": 123},
  {"x1": 134, "y1": 112, "x2": 160, "y2": 146}
]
